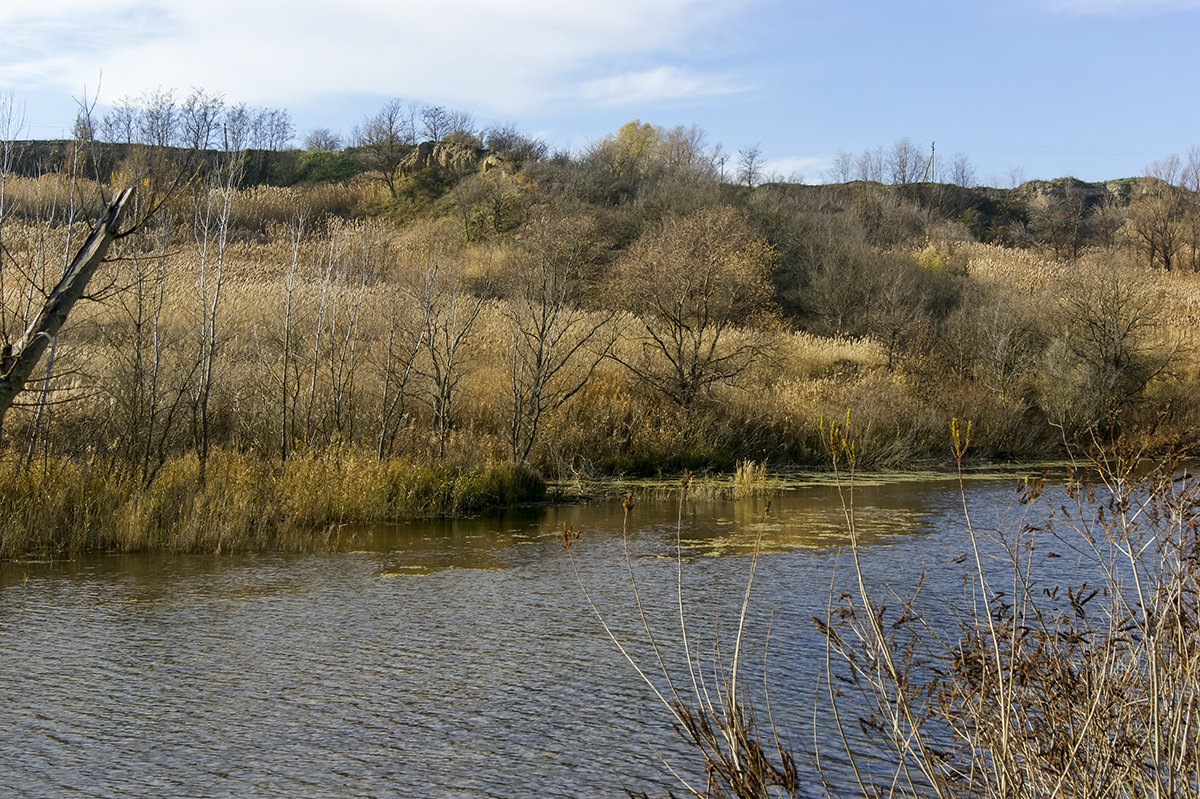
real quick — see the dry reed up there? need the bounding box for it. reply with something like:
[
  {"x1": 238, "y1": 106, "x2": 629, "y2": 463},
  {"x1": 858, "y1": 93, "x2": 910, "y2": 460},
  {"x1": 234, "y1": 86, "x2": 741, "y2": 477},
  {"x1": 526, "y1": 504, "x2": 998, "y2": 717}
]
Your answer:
[
  {"x1": 0, "y1": 446, "x2": 544, "y2": 557},
  {"x1": 818, "y1": 417, "x2": 1200, "y2": 799},
  {"x1": 562, "y1": 476, "x2": 801, "y2": 798}
]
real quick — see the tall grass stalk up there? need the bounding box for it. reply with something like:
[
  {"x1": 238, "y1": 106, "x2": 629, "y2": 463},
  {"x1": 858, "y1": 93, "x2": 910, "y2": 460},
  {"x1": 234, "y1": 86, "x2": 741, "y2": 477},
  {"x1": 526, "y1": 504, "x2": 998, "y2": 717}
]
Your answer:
[
  {"x1": 0, "y1": 446, "x2": 544, "y2": 558},
  {"x1": 819, "y1": 417, "x2": 1200, "y2": 799},
  {"x1": 561, "y1": 474, "x2": 800, "y2": 797},
  {"x1": 582, "y1": 416, "x2": 1198, "y2": 798},
  {"x1": 734, "y1": 459, "x2": 769, "y2": 499}
]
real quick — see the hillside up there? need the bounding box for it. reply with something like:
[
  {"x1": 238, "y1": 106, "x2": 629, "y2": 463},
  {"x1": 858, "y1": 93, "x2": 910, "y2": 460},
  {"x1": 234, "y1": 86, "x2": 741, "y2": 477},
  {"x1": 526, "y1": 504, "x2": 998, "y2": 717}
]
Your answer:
[{"x1": 2, "y1": 124, "x2": 1199, "y2": 554}]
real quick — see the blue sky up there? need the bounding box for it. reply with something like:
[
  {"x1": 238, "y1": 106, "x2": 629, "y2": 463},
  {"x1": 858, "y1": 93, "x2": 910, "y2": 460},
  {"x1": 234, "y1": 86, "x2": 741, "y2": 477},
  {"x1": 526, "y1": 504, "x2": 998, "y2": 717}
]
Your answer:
[{"x1": 2, "y1": 0, "x2": 1198, "y2": 185}]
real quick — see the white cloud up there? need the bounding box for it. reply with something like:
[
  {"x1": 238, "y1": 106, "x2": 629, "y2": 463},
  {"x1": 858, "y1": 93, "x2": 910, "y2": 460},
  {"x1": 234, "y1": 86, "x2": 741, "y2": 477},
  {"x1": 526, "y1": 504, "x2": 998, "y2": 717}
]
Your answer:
[
  {"x1": 577, "y1": 66, "x2": 746, "y2": 106},
  {"x1": 1047, "y1": 0, "x2": 1200, "y2": 14},
  {"x1": 762, "y1": 155, "x2": 825, "y2": 182},
  {"x1": 0, "y1": 0, "x2": 756, "y2": 115}
]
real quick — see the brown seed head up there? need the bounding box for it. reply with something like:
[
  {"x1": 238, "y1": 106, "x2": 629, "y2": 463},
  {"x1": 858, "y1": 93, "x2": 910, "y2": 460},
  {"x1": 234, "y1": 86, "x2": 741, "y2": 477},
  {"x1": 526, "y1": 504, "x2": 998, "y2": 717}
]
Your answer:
[{"x1": 557, "y1": 523, "x2": 582, "y2": 549}]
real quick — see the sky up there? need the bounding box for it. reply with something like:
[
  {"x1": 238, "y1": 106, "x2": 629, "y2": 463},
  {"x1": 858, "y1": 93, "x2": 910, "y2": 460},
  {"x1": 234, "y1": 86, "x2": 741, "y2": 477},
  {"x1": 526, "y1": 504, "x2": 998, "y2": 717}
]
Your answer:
[{"x1": 2, "y1": 0, "x2": 1199, "y2": 186}]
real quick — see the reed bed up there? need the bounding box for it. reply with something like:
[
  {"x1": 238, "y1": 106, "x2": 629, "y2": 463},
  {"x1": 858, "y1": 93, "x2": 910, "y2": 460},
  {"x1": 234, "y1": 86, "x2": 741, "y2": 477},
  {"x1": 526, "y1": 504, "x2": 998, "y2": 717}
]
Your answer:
[
  {"x1": 0, "y1": 172, "x2": 109, "y2": 222},
  {"x1": 9, "y1": 232, "x2": 1191, "y2": 486},
  {"x1": 7, "y1": 214, "x2": 938, "y2": 481},
  {"x1": 0, "y1": 446, "x2": 544, "y2": 558},
  {"x1": 967, "y1": 240, "x2": 1200, "y2": 355},
  {"x1": 7, "y1": 175, "x2": 1200, "y2": 553}
]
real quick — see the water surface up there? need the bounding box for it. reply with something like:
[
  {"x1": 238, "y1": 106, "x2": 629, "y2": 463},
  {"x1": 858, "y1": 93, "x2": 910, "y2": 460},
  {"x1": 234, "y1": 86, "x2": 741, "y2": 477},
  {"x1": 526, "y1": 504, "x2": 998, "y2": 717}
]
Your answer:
[{"x1": 0, "y1": 475, "x2": 1033, "y2": 797}]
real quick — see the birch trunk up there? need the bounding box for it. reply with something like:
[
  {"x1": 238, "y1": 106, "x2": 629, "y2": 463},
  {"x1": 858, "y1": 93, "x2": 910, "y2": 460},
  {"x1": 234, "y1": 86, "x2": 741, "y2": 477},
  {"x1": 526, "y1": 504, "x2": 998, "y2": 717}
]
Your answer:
[{"x1": 0, "y1": 187, "x2": 132, "y2": 433}]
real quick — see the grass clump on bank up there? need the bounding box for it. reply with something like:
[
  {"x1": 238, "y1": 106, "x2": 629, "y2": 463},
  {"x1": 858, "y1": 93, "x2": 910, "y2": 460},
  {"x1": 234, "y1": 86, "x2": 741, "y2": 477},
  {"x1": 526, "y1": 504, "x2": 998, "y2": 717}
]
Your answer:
[{"x1": 0, "y1": 447, "x2": 544, "y2": 558}]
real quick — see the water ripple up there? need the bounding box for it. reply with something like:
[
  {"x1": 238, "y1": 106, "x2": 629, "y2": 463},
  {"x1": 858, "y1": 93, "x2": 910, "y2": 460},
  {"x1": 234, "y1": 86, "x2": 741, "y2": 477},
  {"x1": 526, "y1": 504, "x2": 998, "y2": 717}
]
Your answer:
[{"x1": 0, "y1": 479, "x2": 998, "y2": 797}]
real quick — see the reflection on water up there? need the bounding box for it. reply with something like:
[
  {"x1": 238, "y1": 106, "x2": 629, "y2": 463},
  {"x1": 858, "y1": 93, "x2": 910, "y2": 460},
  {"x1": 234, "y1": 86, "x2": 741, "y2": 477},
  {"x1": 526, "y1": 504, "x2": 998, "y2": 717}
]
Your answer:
[{"x1": 0, "y1": 476, "x2": 1019, "y2": 797}]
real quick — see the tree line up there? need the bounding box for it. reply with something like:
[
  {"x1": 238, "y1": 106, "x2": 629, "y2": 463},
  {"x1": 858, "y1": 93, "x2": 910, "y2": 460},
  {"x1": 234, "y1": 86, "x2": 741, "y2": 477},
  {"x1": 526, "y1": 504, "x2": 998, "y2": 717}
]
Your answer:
[{"x1": 2, "y1": 89, "x2": 1199, "y2": 503}]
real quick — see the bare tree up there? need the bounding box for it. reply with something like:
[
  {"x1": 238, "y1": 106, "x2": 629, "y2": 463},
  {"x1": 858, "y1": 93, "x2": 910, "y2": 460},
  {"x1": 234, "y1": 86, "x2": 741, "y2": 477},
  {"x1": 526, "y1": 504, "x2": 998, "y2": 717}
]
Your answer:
[
  {"x1": 887, "y1": 137, "x2": 927, "y2": 185},
  {"x1": 661, "y1": 124, "x2": 710, "y2": 172},
  {"x1": 0, "y1": 189, "x2": 133, "y2": 434},
  {"x1": 826, "y1": 152, "x2": 855, "y2": 184},
  {"x1": 223, "y1": 103, "x2": 253, "y2": 152},
  {"x1": 1128, "y1": 158, "x2": 1185, "y2": 270},
  {"x1": 737, "y1": 143, "x2": 763, "y2": 187},
  {"x1": 444, "y1": 108, "x2": 476, "y2": 139},
  {"x1": 304, "y1": 128, "x2": 342, "y2": 151},
  {"x1": 1030, "y1": 181, "x2": 1088, "y2": 261},
  {"x1": 322, "y1": 223, "x2": 378, "y2": 441},
  {"x1": 450, "y1": 170, "x2": 526, "y2": 241},
  {"x1": 1090, "y1": 193, "x2": 1126, "y2": 251},
  {"x1": 501, "y1": 213, "x2": 616, "y2": 465},
  {"x1": 354, "y1": 99, "x2": 416, "y2": 197},
  {"x1": 138, "y1": 87, "x2": 178, "y2": 147},
  {"x1": 0, "y1": 91, "x2": 23, "y2": 228},
  {"x1": 401, "y1": 224, "x2": 488, "y2": 454},
  {"x1": 949, "y1": 152, "x2": 976, "y2": 187},
  {"x1": 0, "y1": 93, "x2": 146, "y2": 440},
  {"x1": 1179, "y1": 146, "x2": 1200, "y2": 270},
  {"x1": 855, "y1": 147, "x2": 885, "y2": 182},
  {"x1": 106, "y1": 205, "x2": 189, "y2": 482},
  {"x1": 864, "y1": 254, "x2": 936, "y2": 370},
  {"x1": 482, "y1": 123, "x2": 547, "y2": 162},
  {"x1": 189, "y1": 148, "x2": 244, "y2": 469},
  {"x1": 180, "y1": 88, "x2": 225, "y2": 151},
  {"x1": 418, "y1": 105, "x2": 473, "y2": 142},
  {"x1": 72, "y1": 105, "x2": 96, "y2": 144},
  {"x1": 102, "y1": 96, "x2": 138, "y2": 144},
  {"x1": 1007, "y1": 165, "x2": 1027, "y2": 189},
  {"x1": 374, "y1": 285, "x2": 425, "y2": 459},
  {"x1": 1045, "y1": 265, "x2": 1170, "y2": 430},
  {"x1": 252, "y1": 107, "x2": 294, "y2": 151},
  {"x1": 612, "y1": 206, "x2": 775, "y2": 406},
  {"x1": 270, "y1": 214, "x2": 308, "y2": 460},
  {"x1": 21, "y1": 95, "x2": 101, "y2": 464},
  {"x1": 420, "y1": 105, "x2": 450, "y2": 141}
]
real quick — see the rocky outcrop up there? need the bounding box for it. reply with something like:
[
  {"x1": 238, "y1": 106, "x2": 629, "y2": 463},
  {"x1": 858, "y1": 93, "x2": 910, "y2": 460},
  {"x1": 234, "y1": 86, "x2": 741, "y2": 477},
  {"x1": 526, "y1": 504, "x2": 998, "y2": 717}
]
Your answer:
[
  {"x1": 1011, "y1": 176, "x2": 1135, "y2": 207},
  {"x1": 398, "y1": 141, "x2": 487, "y2": 176}
]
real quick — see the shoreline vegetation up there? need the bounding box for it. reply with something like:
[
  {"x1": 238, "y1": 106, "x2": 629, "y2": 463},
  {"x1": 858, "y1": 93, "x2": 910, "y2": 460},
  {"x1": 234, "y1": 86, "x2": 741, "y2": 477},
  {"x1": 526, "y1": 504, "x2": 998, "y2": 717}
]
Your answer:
[
  {"x1": 0, "y1": 448, "x2": 546, "y2": 558},
  {"x1": 570, "y1": 425, "x2": 1200, "y2": 798},
  {"x1": 3, "y1": 95, "x2": 1200, "y2": 556}
]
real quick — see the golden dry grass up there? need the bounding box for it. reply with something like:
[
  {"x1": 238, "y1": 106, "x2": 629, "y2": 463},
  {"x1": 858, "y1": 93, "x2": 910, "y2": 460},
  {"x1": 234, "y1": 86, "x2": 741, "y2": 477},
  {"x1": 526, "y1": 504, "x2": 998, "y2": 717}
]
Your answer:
[
  {"x1": 0, "y1": 446, "x2": 544, "y2": 557},
  {"x1": 5, "y1": 175, "x2": 1200, "y2": 550},
  {"x1": 7, "y1": 222, "x2": 1189, "y2": 480},
  {"x1": 968, "y1": 240, "x2": 1200, "y2": 367}
]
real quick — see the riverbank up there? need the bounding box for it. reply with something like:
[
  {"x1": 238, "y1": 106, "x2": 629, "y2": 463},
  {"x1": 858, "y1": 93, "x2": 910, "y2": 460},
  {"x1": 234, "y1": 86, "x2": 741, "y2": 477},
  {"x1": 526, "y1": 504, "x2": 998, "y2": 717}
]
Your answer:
[
  {"x1": 2, "y1": 437, "x2": 1066, "y2": 559},
  {"x1": 0, "y1": 447, "x2": 545, "y2": 558}
]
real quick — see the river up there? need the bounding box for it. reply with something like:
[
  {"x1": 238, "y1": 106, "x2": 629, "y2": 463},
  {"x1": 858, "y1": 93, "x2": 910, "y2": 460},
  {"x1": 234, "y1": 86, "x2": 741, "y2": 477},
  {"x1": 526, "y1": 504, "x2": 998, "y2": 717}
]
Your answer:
[{"x1": 0, "y1": 474, "x2": 1036, "y2": 798}]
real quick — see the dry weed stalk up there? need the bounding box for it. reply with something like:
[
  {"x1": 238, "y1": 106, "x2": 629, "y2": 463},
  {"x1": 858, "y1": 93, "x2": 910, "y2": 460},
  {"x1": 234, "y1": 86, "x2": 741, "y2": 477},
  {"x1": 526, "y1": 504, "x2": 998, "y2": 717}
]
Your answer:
[
  {"x1": 562, "y1": 478, "x2": 801, "y2": 798},
  {"x1": 580, "y1": 411, "x2": 1198, "y2": 799},
  {"x1": 819, "y1": 414, "x2": 1200, "y2": 799}
]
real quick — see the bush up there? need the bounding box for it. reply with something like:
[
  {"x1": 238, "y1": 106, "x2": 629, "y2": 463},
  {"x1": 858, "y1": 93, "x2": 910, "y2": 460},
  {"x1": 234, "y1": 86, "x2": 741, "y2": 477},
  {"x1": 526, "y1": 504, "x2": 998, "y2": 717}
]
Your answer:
[{"x1": 295, "y1": 149, "x2": 360, "y2": 183}]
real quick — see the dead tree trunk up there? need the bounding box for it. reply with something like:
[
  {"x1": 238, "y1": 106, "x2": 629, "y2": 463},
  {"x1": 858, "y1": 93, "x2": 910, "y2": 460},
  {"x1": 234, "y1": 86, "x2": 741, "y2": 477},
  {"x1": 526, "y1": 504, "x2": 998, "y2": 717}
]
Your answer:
[{"x1": 0, "y1": 187, "x2": 133, "y2": 434}]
